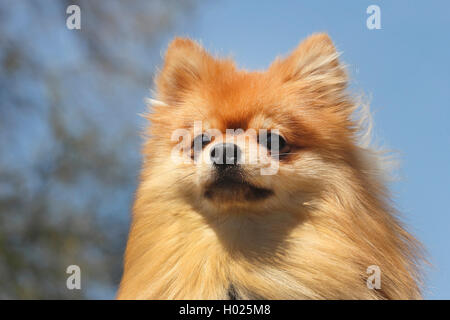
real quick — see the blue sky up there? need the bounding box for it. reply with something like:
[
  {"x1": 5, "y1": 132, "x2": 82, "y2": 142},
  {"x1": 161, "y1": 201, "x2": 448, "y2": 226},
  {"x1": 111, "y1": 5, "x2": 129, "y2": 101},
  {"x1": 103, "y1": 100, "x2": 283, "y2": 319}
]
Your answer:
[{"x1": 166, "y1": 0, "x2": 450, "y2": 299}]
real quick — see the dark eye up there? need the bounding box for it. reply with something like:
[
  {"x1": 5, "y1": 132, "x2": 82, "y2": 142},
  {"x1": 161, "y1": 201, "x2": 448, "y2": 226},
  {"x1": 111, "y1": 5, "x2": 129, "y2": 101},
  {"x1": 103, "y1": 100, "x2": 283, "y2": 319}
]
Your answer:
[
  {"x1": 258, "y1": 131, "x2": 288, "y2": 154},
  {"x1": 192, "y1": 133, "x2": 212, "y2": 150}
]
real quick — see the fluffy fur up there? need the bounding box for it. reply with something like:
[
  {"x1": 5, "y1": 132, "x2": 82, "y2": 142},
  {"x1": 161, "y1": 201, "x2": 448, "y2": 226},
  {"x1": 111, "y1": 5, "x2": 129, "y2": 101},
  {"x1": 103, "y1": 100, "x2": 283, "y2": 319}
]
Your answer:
[{"x1": 117, "y1": 34, "x2": 424, "y2": 299}]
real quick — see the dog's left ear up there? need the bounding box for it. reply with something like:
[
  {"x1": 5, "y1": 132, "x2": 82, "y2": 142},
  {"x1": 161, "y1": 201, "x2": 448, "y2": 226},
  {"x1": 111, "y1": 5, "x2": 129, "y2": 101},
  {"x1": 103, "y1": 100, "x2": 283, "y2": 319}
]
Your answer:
[
  {"x1": 270, "y1": 33, "x2": 348, "y2": 100},
  {"x1": 156, "y1": 38, "x2": 212, "y2": 105}
]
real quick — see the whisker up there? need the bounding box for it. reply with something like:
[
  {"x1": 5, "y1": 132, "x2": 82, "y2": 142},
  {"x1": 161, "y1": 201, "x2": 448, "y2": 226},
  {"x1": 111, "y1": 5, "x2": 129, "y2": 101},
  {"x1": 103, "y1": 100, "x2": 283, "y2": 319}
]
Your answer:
[
  {"x1": 271, "y1": 151, "x2": 304, "y2": 157},
  {"x1": 160, "y1": 172, "x2": 197, "y2": 193},
  {"x1": 146, "y1": 166, "x2": 194, "y2": 182}
]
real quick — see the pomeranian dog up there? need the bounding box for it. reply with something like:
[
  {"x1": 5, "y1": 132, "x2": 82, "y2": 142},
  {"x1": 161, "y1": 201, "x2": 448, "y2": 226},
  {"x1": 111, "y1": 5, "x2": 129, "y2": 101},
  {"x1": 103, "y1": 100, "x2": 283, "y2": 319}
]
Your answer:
[{"x1": 117, "y1": 33, "x2": 424, "y2": 299}]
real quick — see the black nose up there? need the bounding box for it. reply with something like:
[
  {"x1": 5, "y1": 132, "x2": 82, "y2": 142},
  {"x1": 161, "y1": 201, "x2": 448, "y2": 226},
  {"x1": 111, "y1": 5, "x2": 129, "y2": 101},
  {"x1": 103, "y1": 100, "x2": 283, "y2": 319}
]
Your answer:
[{"x1": 210, "y1": 143, "x2": 241, "y2": 166}]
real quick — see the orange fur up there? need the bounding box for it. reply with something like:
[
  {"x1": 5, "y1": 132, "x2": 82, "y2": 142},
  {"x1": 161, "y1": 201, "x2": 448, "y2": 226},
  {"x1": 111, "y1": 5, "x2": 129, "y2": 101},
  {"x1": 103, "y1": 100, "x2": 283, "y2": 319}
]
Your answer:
[{"x1": 117, "y1": 34, "x2": 425, "y2": 299}]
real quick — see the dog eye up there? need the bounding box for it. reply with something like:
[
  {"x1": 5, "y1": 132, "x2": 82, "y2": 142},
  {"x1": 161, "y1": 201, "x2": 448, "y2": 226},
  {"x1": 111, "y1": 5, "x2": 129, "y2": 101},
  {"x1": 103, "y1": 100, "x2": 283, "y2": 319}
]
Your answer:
[
  {"x1": 192, "y1": 133, "x2": 212, "y2": 149},
  {"x1": 258, "y1": 131, "x2": 288, "y2": 154}
]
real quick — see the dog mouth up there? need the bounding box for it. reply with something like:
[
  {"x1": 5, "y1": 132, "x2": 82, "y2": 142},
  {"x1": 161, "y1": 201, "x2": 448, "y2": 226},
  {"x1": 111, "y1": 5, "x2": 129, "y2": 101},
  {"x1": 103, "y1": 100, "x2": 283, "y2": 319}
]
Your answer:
[{"x1": 204, "y1": 171, "x2": 273, "y2": 202}]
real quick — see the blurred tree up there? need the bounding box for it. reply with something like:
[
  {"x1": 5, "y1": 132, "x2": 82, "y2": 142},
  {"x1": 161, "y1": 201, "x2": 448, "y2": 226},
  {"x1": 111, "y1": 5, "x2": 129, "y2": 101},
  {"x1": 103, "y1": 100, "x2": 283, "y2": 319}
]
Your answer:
[{"x1": 0, "y1": 0, "x2": 198, "y2": 299}]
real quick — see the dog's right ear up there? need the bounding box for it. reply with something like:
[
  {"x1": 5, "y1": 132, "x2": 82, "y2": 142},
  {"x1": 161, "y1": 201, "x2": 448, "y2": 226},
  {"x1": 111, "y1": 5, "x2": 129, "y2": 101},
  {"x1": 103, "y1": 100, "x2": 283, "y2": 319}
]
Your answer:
[
  {"x1": 156, "y1": 38, "x2": 211, "y2": 105},
  {"x1": 269, "y1": 33, "x2": 348, "y2": 105}
]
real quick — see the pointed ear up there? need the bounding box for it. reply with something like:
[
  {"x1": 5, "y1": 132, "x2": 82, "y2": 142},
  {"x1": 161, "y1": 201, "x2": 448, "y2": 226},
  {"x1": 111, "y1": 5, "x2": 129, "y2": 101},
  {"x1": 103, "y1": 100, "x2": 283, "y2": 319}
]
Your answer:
[
  {"x1": 270, "y1": 33, "x2": 347, "y2": 99},
  {"x1": 155, "y1": 38, "x2": 211, "y2": 105}
]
